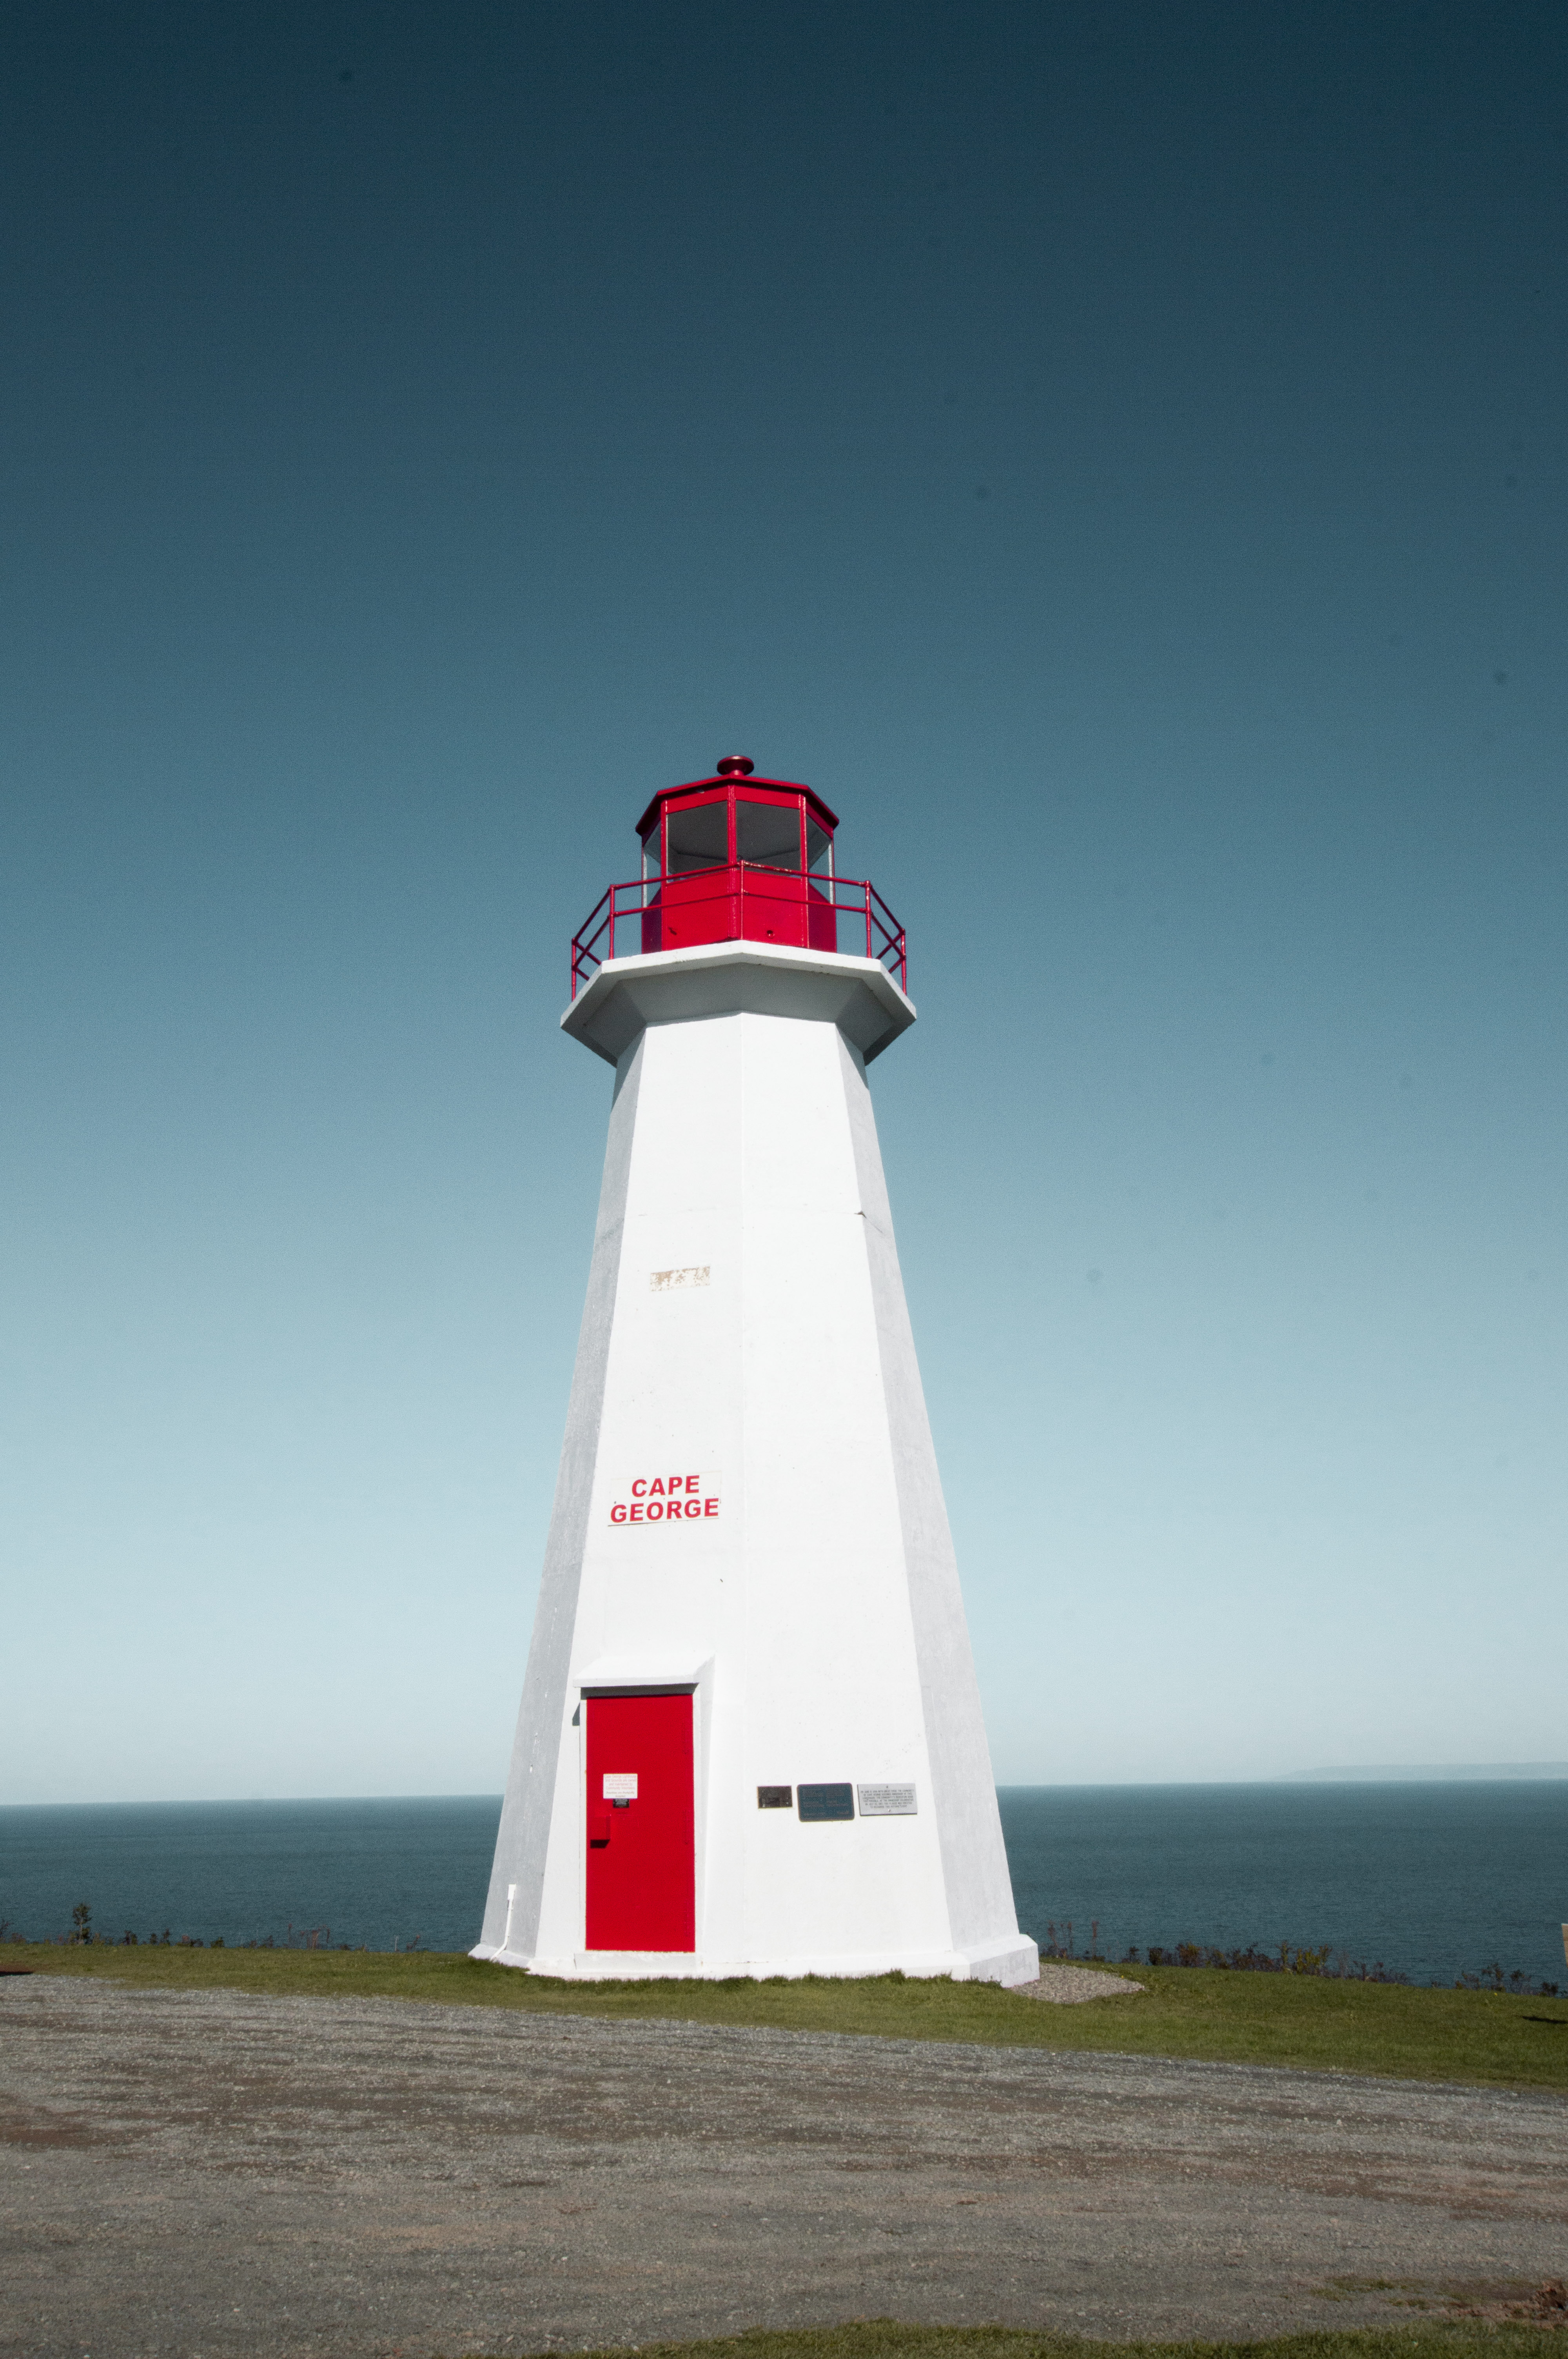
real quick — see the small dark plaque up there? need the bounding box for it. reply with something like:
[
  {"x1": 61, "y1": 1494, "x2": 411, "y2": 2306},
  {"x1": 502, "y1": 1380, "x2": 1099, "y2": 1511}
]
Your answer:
[
  {"x1": 797, "y1": 1782, "x2": 855, "y2": 1822},
  {"x1": 757, "y1": 1785, "x2": 792, "y2": 1810}
]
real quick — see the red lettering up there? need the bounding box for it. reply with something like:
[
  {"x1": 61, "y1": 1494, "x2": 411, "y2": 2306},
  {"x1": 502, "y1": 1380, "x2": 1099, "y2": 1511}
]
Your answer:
[{"x1": 619, "y1": 1476, "x2": 721, "y2": 1520}]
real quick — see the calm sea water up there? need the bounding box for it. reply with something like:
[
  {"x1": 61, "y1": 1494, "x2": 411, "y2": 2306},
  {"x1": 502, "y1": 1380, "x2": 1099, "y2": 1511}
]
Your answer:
[
  {"x1": 999, "y1": 1783, "x2": 1567, "y2": 1988},
  {"x1": 2, "y1": 1784, "x2": 1564, "y2": 1986}
]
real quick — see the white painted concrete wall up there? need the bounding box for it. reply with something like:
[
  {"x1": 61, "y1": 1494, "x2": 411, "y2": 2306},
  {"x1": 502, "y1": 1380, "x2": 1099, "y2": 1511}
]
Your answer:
[{"x1": 475, "y1": 947, "x2": 1036, "y2": 1984}]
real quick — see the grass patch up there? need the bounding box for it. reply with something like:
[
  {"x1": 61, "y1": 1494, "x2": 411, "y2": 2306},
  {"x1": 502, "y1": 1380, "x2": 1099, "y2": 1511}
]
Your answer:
[
  {"x1": 501, "y1": 2325, "x2": 1568, "y2": 2359},
  {"x1": 9, "y1": 1944, "x2": 1568, "y2": 2093}
]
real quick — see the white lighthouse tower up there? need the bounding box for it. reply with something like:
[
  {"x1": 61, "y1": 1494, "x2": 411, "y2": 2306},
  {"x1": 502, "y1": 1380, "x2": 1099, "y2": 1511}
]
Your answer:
[{"x1": 474, "y1": 759, "x2": 1037, "y2": 1985}]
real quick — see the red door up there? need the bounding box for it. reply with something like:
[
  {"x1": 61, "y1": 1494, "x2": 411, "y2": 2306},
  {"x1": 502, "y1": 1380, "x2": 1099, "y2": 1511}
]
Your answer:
[{"x1": 584, "y1": 1693, "x2": 695, "y2": 1952}]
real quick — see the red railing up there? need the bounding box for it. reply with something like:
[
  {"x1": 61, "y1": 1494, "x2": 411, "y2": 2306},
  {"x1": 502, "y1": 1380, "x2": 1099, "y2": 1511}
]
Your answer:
[{"x1": 570, "y1": 866, "x2": 907, "y2": 1000}]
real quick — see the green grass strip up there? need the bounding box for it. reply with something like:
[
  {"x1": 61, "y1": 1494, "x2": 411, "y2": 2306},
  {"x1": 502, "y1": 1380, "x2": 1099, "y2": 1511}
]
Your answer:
[
  {"x1": 497, "y1": 2329, "x2": 1566, "y2": 2359},
  {"x1": 11, "y1": 1945, "x2": 1568, "y2": 2092}
]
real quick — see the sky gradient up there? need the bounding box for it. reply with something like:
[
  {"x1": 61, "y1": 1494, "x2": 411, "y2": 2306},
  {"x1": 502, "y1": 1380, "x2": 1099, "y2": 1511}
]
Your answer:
[{"x1": 4, "y1": 1, "x2": 1564, "y2": 1801}]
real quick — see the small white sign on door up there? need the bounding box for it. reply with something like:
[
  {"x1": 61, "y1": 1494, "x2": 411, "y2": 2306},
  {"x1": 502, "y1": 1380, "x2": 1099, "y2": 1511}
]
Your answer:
[{"x1": 602, "y1": 1772, "x2": 638, "y2": 1801}]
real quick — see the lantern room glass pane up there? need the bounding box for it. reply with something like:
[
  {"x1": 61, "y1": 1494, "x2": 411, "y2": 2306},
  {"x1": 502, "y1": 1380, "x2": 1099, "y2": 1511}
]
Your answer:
[
  {"x1": 665, "y1": 799, "x2": 730, "y2": 875},
  {"x1": 735, "y1": 796, "x2": 802, "y2": 871},
  {"x1": 806, "y1": 819, "x2": 832, "y2": 875},
  {"x1": 642, "y1": 825, "x2": 660, "y2": 881}
]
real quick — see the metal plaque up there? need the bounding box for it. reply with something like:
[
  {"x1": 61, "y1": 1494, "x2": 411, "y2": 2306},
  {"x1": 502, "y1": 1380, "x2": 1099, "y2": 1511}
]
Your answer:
[
  {"x1": 756, "y1": 1785, "x2": 792, "y2": 1810},
  {"x1": 797, "y1": 1782, "x2": 855, "y2": 1822},
  {"x1": 857, "y1": 1783, "x2": 917, "y2": 1816}
]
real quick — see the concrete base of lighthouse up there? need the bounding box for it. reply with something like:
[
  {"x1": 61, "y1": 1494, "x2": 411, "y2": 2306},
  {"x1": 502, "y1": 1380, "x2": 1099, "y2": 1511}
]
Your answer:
[
  {"x1": 477, "y1": 1939, "x2": 1042, "y2": 1983},
  {"x1": 474, "y1": 944, "x2": 1039, "y2": 1989}
]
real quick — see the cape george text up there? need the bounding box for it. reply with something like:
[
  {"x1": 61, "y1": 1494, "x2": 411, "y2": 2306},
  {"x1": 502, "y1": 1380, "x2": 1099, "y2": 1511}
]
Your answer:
[{"x1": 609, "y1": 1472, "x2": 722, "y2": 1525}]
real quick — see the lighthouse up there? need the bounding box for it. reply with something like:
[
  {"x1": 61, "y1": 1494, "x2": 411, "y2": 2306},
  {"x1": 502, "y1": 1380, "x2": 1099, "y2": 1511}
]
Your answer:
[{"x1": 473, "y1": 759, "x2": 1037, "y2": 1985}]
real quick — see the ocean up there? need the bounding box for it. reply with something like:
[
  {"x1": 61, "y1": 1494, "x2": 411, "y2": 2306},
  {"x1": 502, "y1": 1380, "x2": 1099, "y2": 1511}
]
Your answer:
[{"x1": 2, "y1": 1783, "x2": 1564, "y2": 1987}]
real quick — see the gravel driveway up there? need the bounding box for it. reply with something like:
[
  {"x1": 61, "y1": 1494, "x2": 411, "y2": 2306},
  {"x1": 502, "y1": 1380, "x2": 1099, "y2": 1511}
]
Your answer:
[{"x1": 2, "y1": 1978, "x2": 1564, "y2": 2356}]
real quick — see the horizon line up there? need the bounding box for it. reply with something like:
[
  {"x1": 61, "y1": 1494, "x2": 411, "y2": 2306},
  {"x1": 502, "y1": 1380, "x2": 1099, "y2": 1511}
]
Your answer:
[{"x1": 6, "y1": 1765, "x2": 1568, "y2": 1809}]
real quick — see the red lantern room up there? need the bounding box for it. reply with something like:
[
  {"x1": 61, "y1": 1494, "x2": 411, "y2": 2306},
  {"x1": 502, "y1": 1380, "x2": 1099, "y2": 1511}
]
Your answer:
[
  {"x1": 570, "y1": 756, "x2": 907, "y2": 999},
  {"x1": 635, "y1": 756, "x2": 838, "y2": 958}
]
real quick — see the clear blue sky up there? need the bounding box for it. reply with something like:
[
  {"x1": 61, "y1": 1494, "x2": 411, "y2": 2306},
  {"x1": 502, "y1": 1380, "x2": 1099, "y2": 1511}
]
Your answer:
[{"x1": 4, "y1": 2, "x2": 1563, "y2": 1803}]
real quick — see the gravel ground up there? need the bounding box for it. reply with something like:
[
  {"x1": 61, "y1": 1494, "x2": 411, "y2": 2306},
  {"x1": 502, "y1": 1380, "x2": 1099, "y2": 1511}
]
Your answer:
[{"x1": 2, "y1": 1978, "x2": 1565, "y2": 2358}]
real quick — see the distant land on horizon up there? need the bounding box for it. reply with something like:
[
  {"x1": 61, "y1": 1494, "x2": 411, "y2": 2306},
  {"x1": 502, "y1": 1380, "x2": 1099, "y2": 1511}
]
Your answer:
[{"x1": 1287, "y1": 1763, "x2": 1568, "y2": 1783}]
